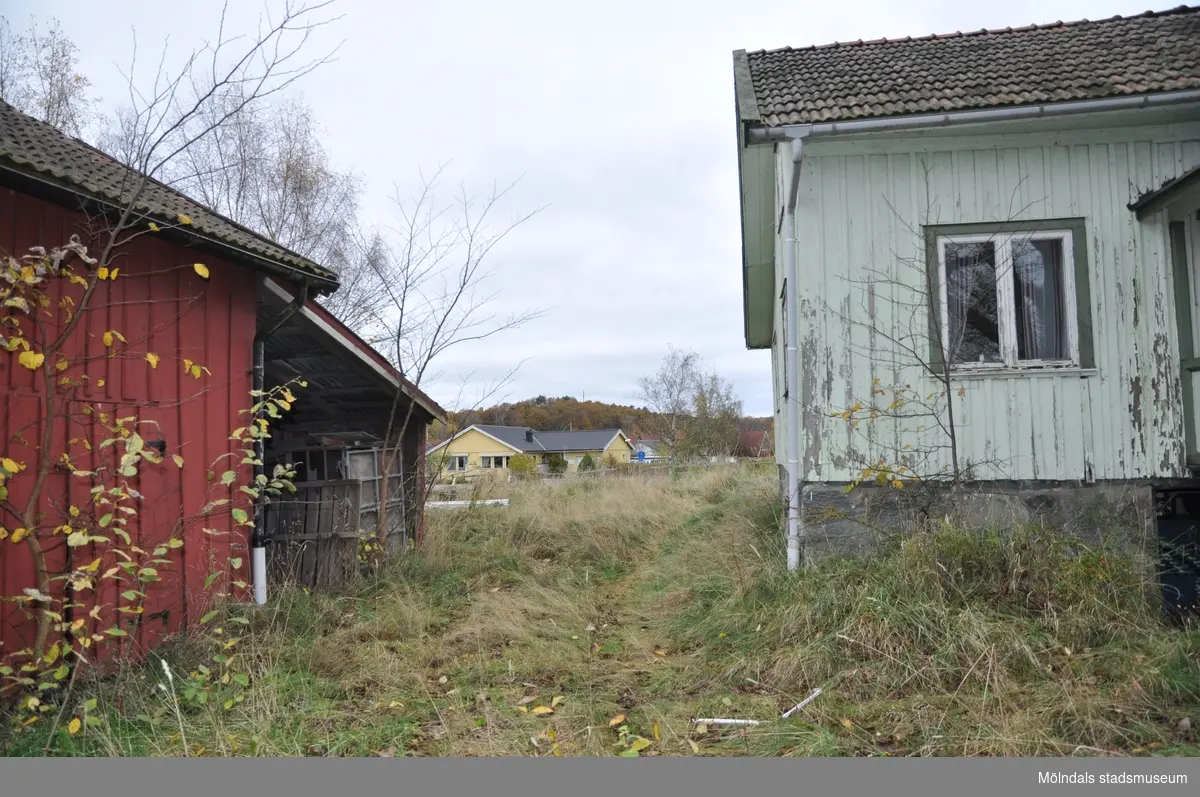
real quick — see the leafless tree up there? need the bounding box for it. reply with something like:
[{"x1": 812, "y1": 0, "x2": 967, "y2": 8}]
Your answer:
[
  {"x1": 637, "y1": 346, "x2": 702, "y2": 459},
  {"x1": 369, "y1": 166, "x2": 545, "y2": 548},
  {"x1": 0, "y1": 15, "x2": 100, "y2": 137},
  {"x1": 825, "y1": 160, "x2": 1035, "y2": 509}
]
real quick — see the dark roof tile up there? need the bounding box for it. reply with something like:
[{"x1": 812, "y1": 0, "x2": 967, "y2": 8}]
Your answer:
[
  {"x1": 0, "y1": 99, "x2": 337, "y2": 286},
  {"x1": 739, "y1": 7, "x2": 1200, "y2": 127}
]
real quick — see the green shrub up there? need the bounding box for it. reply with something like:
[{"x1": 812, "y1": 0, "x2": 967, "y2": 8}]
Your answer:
[
  {"x1": 547, "y1": 454, "x2": 567, "y2": 474},
  {"x1": 509, "y1": 454, "x2": 537, "y2": 474},
  {"x1": 579, "y1": 454, "x2": 596, "y2": 471}
]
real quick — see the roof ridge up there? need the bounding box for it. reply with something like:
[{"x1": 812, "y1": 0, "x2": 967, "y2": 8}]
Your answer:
[{"x1": 742, "y1": 5, "x2": 1199, "y2": 56}]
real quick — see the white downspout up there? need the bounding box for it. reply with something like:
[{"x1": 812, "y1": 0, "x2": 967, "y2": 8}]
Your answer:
[{"x1": 785, "y1": 135, "x2": 806, "y2": 571}]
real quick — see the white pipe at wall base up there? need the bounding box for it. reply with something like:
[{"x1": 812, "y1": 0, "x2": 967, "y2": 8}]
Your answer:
[{"x1": 252, "y1": 546, "x2": 267, "y2": 606}]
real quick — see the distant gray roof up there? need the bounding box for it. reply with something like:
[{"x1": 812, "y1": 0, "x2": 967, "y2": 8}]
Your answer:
[{"x1": 473, "y1": 425, "x2": 626, "y2": 454}]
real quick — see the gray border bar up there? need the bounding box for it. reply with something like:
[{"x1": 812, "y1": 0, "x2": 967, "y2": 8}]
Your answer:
[{"x1": 1, "y1": 757, "x2": 1196, "y2": 797}]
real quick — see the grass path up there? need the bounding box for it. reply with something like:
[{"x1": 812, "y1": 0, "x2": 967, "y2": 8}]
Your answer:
[{"x1": 5, "y1": 466, "x2": 1199, "y2": 757}]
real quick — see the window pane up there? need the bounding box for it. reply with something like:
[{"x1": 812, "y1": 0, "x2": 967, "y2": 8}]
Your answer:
[
  {"x1": 1011, "y1": 238, "x2": 1068, "y2": 361},
  {"x1": 944, "y1": 242, "x2": 1002, "y2": 364}
]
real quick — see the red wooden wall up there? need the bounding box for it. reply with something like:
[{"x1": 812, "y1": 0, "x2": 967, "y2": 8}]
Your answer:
[{"x1": 1, "y1": 188, "x2": 258, "y2": 663}]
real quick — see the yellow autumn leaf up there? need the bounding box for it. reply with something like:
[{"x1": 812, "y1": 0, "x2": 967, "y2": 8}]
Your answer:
[
  {"x1": 687, "y1": 739, "x2": 700, "y2": 754},
  {"x1": 68, "y1": 717, "x2": 81, "y2": 735},
  {"x1": 1, "y1": 457, "x2": 20, "y2": 474},
  {"x1": 103, "y1": 331, "x2": 114, "y2": 347},
  {"x1": 193, "y1": 263, "x2": 210, "y2": 280},
  {"x1": 11, "y1": 527, "x2": 30, "y2": 543},
  {"x1": 653, "y1": 645, "x2": 667, "y2": 657},
  {"x1": 97, "y1": 267, "x2": 109, "y2": 280},
  {"x1": 110, "y1": 268, "x2": 119, "y2": 279},
  {"x1": 18, "y1": 350, "x2": 44, "y2": 370},
  {"x1": 841, "y1": 718, "x2": 854, "y2": 729},
  {"x1": 145, "y1": 352, "x2": 160, "y2": 369},
  {"x1": 551, "y1": 696, "x2": 565, "y2": 708},
  {"x1": 173, "y1": 455, "x2": 184, "y2": 468},
  {"x1": 609, "y1": 713, "x2": 626, "y2": 727},
  {"x1": 178, "y1": 214, "x2": 193, "y2": 225},
  {"x1": 56, "y1": 359, "x2": 69, "y2": 371},
  {"x1": 516, "y1": 706, "x2": 528, "y2": 713},
  {"x1": 531, "y1": 705, "x2": 554, "y2": 716},
  {"x1": 653, "y1": 723, "x2": 661, "y2": 741},
  {"x1": 190, "y1": 364, "x2": 202, "y2": 379},
  {"x1": 628, "y1": 736, "x2": 652, "y2": 753},
  {"x1": 148, "y1": 222, "x2": 160, "y2": 232}
]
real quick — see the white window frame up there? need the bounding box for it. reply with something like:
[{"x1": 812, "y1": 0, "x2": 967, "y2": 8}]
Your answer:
[
  {"x1": 936, "y1": 229, "x2": 1079, "y2": 371},
  {"x1": 481, "y1": 455, "x2": 510, "y2": 469},
  {"x1": 447, "y1": 454, "x2": 468, "y2": 472}
]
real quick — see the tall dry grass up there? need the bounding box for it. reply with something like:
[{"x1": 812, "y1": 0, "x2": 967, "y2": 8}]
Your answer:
[{"x1": 4, "y1": 464, "x2": 1197, "y2": 757}]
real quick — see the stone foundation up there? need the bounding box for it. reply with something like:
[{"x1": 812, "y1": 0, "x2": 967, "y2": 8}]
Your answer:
[{"x1": 782, "y1": 479, "x2": 1199, "y2": 561}]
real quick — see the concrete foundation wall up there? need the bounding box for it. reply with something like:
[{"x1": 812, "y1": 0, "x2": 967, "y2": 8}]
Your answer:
[{"x1": 787, "y1": 479, "x2": 1196, "y2": 561}]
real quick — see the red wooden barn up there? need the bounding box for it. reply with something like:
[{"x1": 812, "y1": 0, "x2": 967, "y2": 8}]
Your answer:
[{"x1": 0, "y1": 100, "x2": 444, "y2": 665}]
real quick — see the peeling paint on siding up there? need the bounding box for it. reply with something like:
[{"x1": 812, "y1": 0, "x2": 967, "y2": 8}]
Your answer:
[{"x1": 779, "y1": 122, "x2": 1200, "y2": 482}]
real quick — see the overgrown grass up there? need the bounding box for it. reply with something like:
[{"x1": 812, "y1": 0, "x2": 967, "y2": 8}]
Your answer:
[{"x1": 5, "y1": 466, "x2": 1198, "y2": 757}]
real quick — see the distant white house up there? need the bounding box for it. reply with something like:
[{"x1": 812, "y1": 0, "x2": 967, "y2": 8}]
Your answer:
[
  {"x1": 631, "y1": 435, "x2": 665, "y2": 463},
  {"x1": 732, "y1": 9, "x2": 1200, "y2": 565}
]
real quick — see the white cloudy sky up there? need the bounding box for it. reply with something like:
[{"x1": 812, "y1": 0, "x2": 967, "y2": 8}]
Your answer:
[{"x1": 8, "y1": 0, "x2": 1150, "y2": 415}]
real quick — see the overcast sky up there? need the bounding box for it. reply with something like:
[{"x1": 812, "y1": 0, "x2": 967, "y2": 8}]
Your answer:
[{"x1": 9, "y1": 0, "x2": 1151, "y2": 415}]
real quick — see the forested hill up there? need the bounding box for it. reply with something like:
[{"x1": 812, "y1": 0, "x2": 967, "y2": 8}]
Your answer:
[{"x1": 428, "y1": 396, "x2": 771, "y2": 441}]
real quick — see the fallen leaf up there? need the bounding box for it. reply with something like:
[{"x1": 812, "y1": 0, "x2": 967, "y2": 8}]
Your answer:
[
  {"x1": 489, "y1": 586, "x2": 501, "y2": 593},
  {"x1": 609, "y1": 713, "x2": 626, "y2": 727},
  {"x1": 516, "y1": 706, "x2": 528, "y2": 714},
  {"x1": 551, "y1": 696, "x2": 565, "y2": 708},
  {"x1": 585, "y1": 624, "x2": 596, "y2": 632},
  {"x1": 1179, "y1": 717, "x2": 1193, "y2": 733},
  {"x1": 653, "y1": 646, "x2": 667, "y2": 657},
  {"x1": 388, "y1": 701, "x2": 404, "y2": 708},
  {"x1": 531, "y1": 706, "x2": 554, "y2": 716},
  {"x1": 841, "y1": 718, "x2": 854, "y2": 729},
  {"x1": 687, "y1": 739, "x2": 700, "y2": 754},
  {"x1": 693, "y1": 723, "x2": 708, "y2": 736},
  {"x1": 517, "y1": 695, "x2": 537, "y2": 705},
  {"x1": 628, "y1": 736, "x2": 652, "y2": 752},
  {"x1": 721, "y1": 697, "x2": 732, "y2": 707},
  {"x1": 68, "y1": 718, "x2": 81, "y2": 734},
  {"x1": 445, "y1": 688, "x2": 460, "y2": 696},
  {"x1": 438, "y1": 675, "x2": 448, "y2": 685},
  {"x1": 652, "y1": 722, "x2": 661, "y2": 741}
]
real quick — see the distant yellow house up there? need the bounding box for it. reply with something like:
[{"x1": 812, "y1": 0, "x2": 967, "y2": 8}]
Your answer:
[{"x1": 428, "y1": 425, "x2": 635, "y2": 479}]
